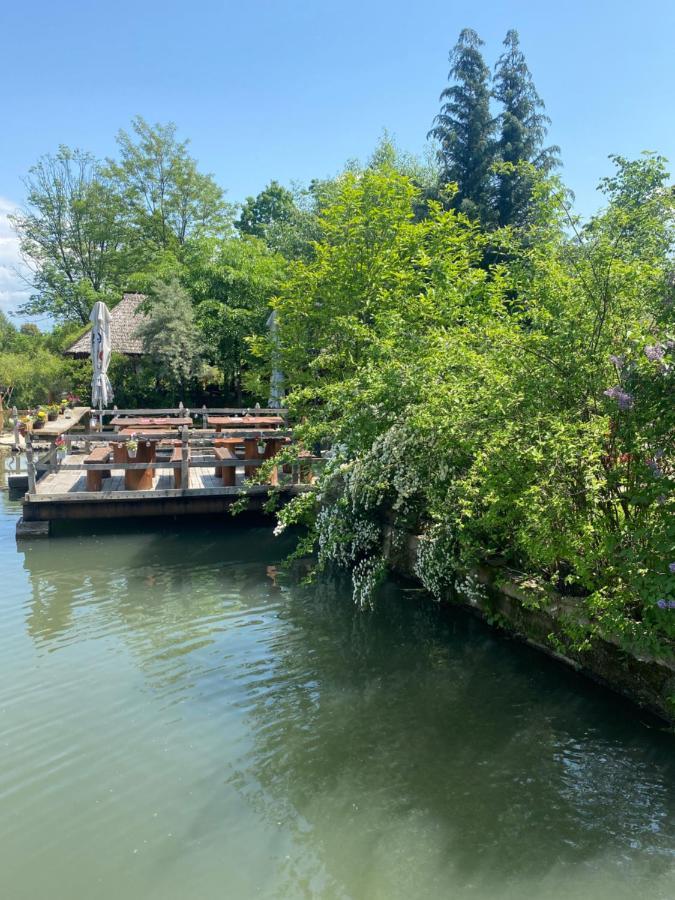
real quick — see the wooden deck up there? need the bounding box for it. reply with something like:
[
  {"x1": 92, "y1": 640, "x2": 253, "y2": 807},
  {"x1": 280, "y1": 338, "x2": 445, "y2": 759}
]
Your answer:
[
  {"x1": 35, "y1": 453, "x2": 254, "y2": 496},
  {"x1": 17, "y1": 407, "x2": 317, "y2": 534}
]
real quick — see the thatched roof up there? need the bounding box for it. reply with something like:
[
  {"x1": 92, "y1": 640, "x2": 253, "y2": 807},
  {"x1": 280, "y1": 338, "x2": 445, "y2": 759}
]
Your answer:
[{"x1": 65, "y1": 293, "x2": 148, "y2": 357}]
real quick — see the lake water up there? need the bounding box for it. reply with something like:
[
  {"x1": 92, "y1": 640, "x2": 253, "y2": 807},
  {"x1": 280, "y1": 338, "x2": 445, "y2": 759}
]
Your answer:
[{"x1": 1, "y1": 454, "x2": 674, "y2": 899}]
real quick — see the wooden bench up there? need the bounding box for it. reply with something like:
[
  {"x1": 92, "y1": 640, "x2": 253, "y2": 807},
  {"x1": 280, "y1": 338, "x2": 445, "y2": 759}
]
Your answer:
[
  {"x1": 214, "y1": 446, "x2": 237, "y2": 486},
  {"x1": 84, "y1": 446, "x2": 112, "y2": 492}
]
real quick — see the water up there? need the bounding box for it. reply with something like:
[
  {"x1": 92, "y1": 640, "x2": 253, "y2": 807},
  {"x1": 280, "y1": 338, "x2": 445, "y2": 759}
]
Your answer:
[{"x1": 0, "y1": 457, "x2": 674, "y2": 899}]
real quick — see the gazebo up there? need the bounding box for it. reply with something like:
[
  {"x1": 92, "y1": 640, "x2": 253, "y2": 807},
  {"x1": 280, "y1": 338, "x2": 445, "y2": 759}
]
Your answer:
[{"x1": 64, "y1": 293, "x2": 148, "y2": 358}]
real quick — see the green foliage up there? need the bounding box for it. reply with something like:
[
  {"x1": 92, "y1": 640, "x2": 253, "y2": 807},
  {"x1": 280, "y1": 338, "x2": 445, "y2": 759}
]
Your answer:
[
  {"x1": 10, "y1": 147, "x2": 128, "y2": 323},
  {"x1": 271, "y1": 154, "x2": 674, "y2": 660},
  {"x1": 429, "y1": 28, "x2": 496, "y2": 221},
  {"x1": 492, "y1": 30, "x2": 559, "y2": 227},
  {"x1": 107, "y1": 117, "x2": 231, "y2": 255},
  {"x1": 135, "y1": 278, "x2": 203, "y2": 400},
  {"x1": 185, "y1": 236, "x2": 287, "y2": 401},
  {"x1": 11, "y1": 119, "x2": 232, "y2": 325},
  {"x1": 236, "y1": 181, "x2": 297, "y2": 239}
]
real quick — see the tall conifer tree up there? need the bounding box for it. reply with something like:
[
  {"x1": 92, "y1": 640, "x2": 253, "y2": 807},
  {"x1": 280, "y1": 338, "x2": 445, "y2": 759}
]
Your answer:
[
  {"x1": 428, "y1": 29, "x2": 496, "y2": 222},
  {"x1": 492, "y1": 30, "x2": 560, "y2": 227}
]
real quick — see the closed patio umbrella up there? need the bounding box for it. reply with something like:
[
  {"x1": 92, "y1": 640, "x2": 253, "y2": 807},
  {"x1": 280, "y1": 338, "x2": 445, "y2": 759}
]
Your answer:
[{"x1": 90, "y1": 301, "x2": 114, "y2": 428}]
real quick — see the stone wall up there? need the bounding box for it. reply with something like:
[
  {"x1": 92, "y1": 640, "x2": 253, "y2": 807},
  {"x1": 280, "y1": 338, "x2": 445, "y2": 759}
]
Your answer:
[{"x1": 383, "y1": 525, "x2": 675, "y2": 726}]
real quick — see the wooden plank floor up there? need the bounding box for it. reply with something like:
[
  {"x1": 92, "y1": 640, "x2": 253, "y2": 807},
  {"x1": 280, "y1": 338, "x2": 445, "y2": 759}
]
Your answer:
[{"x1": 36, "y1": 454, "x2": 244, "y2": 495}]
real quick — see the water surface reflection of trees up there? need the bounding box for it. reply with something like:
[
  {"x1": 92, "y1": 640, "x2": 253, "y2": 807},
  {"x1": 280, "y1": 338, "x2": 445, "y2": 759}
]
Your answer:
[
  {"x1": 18, "y1": 532, "x2": 675, "y2": 897},
  {"x1": 224, "y1": 576, "x2": 675, "y2": 898}
]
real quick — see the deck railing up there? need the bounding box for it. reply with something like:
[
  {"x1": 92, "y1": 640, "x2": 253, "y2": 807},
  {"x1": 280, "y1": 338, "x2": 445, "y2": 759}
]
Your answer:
[{"x1": 26, "y1": 416, "x2": 321, "y2": 497}]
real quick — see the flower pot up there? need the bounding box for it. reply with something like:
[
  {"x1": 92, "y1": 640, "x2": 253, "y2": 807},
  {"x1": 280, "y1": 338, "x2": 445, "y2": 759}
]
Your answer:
[
  {"x1": 34, "y1": 419, "x2": 45, "y2": 430},
  {"x1": 127, "y1": 448, "x2": 137, "y2": 459},
  {"x1": 257, "y1": 443, "x2": 266, "y2": 455},
  {"x1": 47, "y1": 411, "x2": 57, "y2": 421}
]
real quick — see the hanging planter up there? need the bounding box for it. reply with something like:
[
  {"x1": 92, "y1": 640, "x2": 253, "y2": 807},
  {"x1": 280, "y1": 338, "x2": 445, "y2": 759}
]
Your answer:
[{"x1": 126, "y1": 434, "x2": 138, "y2": 460}]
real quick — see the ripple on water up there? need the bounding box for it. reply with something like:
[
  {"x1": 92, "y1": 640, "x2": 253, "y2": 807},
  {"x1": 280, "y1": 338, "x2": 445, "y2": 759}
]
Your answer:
[{"x1": 0, "y1": 504, "x2": 673, "y2": 900}]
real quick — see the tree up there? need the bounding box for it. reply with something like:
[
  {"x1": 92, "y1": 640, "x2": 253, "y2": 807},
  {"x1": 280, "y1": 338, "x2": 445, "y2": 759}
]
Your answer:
[
  {"x1": 236, "y1": 181, "x2": 297, "y2": 239},
  {"x1": 108, "y1": 117, "x2": 230, "y2": 257},
  {"x1": 135, "y1": 279, "x2": 203, "y2": 399},
  {"x1": 428, "y1": 29, "x2": 496, "y2": 222},
  {"x1": 492, "y1": 30, "x2": 560, "y2": 227},
  {"x1": 185, "y1": 236, "x2": 287, "y2": 402},
  {"x1": 236, "y1": 181, "x2": 320, "y2": 260},
  {"x1": 10, "y1": 147, "x2": 128, "y2": 323}
]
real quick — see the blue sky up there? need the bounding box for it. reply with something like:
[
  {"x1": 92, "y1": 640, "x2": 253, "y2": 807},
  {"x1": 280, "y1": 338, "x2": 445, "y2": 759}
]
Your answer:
[{"x1": 2, "y1": 0, "x2": 674, "y2": 315}]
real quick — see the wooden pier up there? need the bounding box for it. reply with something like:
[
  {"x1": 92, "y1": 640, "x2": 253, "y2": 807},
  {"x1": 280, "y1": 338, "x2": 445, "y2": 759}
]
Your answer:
[{"x1": 18, "y1": 407, "x2": 319, "y2": 535}]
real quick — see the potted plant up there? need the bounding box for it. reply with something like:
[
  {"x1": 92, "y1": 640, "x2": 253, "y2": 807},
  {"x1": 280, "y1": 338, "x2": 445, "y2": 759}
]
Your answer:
[
  {"x1": 257, "y1": 437, "x2": 266, "y2": 455},
  {"x1": 47, "y1": 404, "x2": 59, "y2": 422},
  {"x1": 19, "y1": 415, "x2": 33, "y2": 435},
  {"x1": 55, "y1": 436, "x2": 66, "y2": 462},
  {"x1": 34, "y1": 410, "x2": 47, "y2": 430},
  {"x1": 67, "y1": 393, "x2": 81, "y2": 409},
  {"x1": 125, "y1": 434, "x2": 139, "y2": 459}
]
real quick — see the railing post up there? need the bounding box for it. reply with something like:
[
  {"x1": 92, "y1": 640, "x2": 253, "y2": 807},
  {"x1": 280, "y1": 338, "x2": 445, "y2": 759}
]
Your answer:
[
  {"x1": 181, "y1": 427, "x2": 189, "y2": 489},
  {"x1": 12, "y1": 406, "x2": 20, "y2": 451},
  {"x1": 26, "y1": 433, "x2": 36, "y2": 494},
  {"x1": 202, "y1": 404, "x2": 207, "y2": 431}
]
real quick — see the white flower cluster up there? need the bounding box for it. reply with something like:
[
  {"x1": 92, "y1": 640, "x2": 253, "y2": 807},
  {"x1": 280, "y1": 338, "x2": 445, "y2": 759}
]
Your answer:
[
  {"x1": 414, "y1": 523, "x2": 455, "y2": 601},
  {"x1": 454, "y1": 573, "x2": 488, "y2": 607},
  {"x1": 351, "y1": 555, "x2": 386, "y2": 609}
]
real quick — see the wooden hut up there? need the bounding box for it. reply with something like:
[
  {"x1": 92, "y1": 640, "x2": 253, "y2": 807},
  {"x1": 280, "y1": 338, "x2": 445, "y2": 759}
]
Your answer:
[{"x1": 64, "y1": 293, "x2": 147, "y2": 358}]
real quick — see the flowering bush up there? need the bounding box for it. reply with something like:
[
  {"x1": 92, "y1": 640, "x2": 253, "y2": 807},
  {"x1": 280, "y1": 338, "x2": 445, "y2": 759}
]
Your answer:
[{"x1": 270, "y1": 157, "x2": 674, "y2": 659}]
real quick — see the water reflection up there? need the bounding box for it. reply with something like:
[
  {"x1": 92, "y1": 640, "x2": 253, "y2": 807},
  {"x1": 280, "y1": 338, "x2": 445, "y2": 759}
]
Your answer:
[
  {"x1": 225, "y1": 576, "x2": 675, "y2": 897},
  {"x1": 12, "y1": 525, "x2": 675, "y2": 899}
]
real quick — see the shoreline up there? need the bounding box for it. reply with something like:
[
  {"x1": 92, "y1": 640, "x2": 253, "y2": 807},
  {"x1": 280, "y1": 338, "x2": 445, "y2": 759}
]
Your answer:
[{"x1": 383, "y1": 525, "x2": 675, "y2": 727}]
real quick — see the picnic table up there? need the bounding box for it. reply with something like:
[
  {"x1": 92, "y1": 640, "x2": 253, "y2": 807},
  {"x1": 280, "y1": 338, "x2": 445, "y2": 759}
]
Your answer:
[
  {"x1": 207, "y1": 415, "x2": 285, "y2": 431},
  {"x1": 108, "y1": 429, "x2": 163, "y2": 489},
  {"x1": 109, "y1": 416, "x2": 193, "y2": 429}
]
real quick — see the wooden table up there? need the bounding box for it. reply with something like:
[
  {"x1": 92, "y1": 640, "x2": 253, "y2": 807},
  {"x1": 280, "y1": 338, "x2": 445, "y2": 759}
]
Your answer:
[
  {"x1": 213, "y1": 432, "x2": 289, "y2": 478},
  {"x1": 207, "y1": 415, "x2": 284, "y2": 431},
  {"x1": 110, "y1": 433, "x2": 160, "y2": 490},
  {"x1": 109, "y1": 416, "x2": 193, "y2": 429}
]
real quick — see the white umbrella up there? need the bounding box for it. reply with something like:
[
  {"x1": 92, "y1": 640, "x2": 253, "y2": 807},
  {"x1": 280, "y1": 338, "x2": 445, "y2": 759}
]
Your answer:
[{"x1": 90, "y1": 301, "x2": 113, "y2": 428}]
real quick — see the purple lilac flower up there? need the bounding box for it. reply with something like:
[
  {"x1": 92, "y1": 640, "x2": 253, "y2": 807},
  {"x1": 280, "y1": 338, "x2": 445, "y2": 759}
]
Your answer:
[
  {"x1": 657, "y1": 494, "x2": 667, "y2": 505},
  {"x1": 657, "y1": 599, "x2": 667, "y2": 609},
  {"x1": 646, "y1": 459, "x2": 663, "y2": 478},
  {"x1": 669, "y1": 562, "x2": 675, "y2": 574},
  {"x1": 603, "y1": 386, "x2": 634, "y2": 410},
  {"x1": 645, "y1": 344, "x2": 665, "y2": 362},
  {"x1": 664, "y1": 340, "x2": 674, "y2": 350},
  {"x1": 609, "y1": 354, "x2": 624, "y2": 369}
]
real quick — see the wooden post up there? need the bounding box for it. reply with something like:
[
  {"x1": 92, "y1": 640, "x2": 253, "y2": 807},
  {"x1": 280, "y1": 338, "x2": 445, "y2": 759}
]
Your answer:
[
  {"x1": 26, "y1": 433, "x2": 36, "y2": 494},
  {"x1": 243, "y1": 438, "x2": 259, "y2": 479},
  {"x1": 12, "y1": 406, "x2": 20, "y2": 450},
  {"x1": 202, "y1": 404, "x2": 207, "y2": 431},
  {"x1": 181, "y1": 427, "x2": 189, "y2": 489}
]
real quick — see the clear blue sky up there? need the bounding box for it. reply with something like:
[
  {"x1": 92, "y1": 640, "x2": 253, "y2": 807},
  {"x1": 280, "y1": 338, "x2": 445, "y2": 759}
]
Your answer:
[{"x1": 1, "y1": 0, "x2": 674, "y2": 313}]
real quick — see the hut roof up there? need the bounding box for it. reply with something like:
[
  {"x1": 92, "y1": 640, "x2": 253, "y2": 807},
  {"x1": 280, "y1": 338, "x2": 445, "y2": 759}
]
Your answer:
[{"x1": 65, "y1": 293, "x2": 148, "y2": 357}]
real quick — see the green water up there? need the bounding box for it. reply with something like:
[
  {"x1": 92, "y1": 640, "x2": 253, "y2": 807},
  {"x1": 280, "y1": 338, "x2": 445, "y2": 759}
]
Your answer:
[{"x1": 0, "y1": 459, "x2": 674, "y2": 899}]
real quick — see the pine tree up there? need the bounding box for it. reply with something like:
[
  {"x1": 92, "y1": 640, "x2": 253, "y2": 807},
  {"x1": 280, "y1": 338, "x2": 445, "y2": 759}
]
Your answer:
[
  {"x1": 428, "y1": 29, "x2": 496, "y2": 222},
  {"x1": 492, "y1": 30, "x2": 560, "y2": 227}
]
